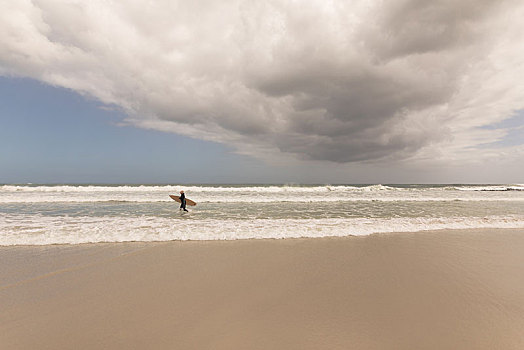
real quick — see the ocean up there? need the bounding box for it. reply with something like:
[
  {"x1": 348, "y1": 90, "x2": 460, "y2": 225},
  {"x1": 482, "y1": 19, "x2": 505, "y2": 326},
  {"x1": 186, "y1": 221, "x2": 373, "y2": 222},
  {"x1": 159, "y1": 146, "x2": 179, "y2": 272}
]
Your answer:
[{"x1": 1, "y1": 184, "x2": 524, "y2": 245}]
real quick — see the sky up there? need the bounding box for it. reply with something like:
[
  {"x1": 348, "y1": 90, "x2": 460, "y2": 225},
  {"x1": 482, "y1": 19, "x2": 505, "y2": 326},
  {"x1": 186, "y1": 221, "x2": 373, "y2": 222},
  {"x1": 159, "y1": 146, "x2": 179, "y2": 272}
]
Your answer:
[{"x1": 1, "y1": 0, "x2": 524, "y2": 184}]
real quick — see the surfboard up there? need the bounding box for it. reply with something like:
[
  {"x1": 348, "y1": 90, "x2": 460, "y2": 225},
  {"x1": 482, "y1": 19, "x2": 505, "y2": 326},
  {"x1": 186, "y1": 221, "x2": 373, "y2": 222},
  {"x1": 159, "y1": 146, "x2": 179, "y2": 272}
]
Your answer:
[{"x1": 169, "y1": 194, "x2": 197, "y2": 206}]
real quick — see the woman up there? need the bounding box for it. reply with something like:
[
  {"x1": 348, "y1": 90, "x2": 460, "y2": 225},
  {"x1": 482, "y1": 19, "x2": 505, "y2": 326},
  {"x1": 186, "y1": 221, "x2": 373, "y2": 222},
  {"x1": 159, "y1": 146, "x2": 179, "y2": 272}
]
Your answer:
[{"x1": 179, "y1": 190, "x2": 188, "y2": 212}]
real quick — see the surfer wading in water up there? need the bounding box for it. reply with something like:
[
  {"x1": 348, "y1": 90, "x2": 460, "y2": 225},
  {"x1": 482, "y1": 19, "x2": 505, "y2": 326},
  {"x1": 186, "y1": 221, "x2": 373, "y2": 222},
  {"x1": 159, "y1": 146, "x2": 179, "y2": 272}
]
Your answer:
[{"x1": 179, "y1": 190, "x2": 188, "y2": 212}]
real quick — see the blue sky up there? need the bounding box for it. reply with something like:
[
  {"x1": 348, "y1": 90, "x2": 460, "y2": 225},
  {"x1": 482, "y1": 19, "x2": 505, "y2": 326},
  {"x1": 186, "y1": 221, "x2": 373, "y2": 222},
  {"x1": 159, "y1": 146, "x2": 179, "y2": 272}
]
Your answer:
[{"x1": 0, "y1": 77, "x2": 272, "y2": 183}]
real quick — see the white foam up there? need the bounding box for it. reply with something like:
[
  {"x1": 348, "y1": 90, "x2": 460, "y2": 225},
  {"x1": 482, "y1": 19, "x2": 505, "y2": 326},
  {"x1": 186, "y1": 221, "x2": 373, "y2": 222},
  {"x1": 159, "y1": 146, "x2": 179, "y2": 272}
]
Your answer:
[
  {"x1": 2, "y1": 214, "x2": 524, "y2": 246},
  {"x1": 455, "y1": 185, "x2": 524, "y2": 191},
  {"x1": 3, "y1": 184, "x2": 523, "y2": 193},
  {"x1": 2, "y1": 184, "x2": 524, "y2": 203},
  {"x1": 0, "y1": 184, "x2": 383, "y2": 194}
]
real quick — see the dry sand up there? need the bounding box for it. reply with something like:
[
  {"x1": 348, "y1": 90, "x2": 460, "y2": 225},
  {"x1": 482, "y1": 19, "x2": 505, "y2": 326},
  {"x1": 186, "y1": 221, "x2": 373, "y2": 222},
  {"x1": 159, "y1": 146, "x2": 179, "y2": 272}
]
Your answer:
[{"x1": 1, "y1": 229, "x2": 524, "y2": 349}]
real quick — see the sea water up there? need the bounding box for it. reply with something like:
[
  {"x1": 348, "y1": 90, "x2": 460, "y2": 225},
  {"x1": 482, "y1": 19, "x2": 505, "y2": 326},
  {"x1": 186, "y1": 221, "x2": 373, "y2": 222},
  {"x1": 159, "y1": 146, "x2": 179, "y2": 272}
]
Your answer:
[{"x1": 1, "y1": 184, "x2": 524, "y2": 245}]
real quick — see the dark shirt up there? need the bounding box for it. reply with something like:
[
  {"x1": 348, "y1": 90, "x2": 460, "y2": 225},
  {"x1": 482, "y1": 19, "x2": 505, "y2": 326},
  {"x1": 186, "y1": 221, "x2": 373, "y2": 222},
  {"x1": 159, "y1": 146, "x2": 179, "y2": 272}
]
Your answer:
[{"x1": 179, "y1": 193, "x2": 186, "y2": 206}]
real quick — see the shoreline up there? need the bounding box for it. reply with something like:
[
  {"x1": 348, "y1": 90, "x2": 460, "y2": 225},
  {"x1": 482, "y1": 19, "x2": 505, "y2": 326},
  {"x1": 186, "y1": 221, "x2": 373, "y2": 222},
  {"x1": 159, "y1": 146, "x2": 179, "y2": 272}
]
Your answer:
[
  {"x1": 3, "y1": 227, "x2": 524, "y2": 248},
  {"x1": 2, "y1": 228, "x2": 524, "y2": 349}
]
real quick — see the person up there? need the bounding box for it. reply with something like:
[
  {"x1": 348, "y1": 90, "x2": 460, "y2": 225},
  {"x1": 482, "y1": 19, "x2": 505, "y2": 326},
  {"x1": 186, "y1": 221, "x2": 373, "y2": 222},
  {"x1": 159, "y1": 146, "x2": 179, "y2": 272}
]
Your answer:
[{"x1": 179, "y1": 190, "x2": 188, "y2": 212}]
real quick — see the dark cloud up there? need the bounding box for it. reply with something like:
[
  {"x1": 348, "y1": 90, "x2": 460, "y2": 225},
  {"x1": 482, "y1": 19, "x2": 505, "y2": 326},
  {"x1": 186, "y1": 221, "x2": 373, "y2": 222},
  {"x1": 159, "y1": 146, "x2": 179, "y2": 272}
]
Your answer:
[
  {"x1": 362, "y1": 0, "x2": 503, "y2": 60},
  {"x1": 1, "y1": 0, "x2": 523, "y2": 164}
]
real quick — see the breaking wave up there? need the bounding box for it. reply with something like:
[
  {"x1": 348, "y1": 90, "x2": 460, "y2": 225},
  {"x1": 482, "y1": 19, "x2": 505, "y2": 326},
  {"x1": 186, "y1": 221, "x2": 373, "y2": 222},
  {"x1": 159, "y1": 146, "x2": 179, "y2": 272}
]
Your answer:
[{"x1": 2, "y1": 214, "x2": 524, "y2": 246}]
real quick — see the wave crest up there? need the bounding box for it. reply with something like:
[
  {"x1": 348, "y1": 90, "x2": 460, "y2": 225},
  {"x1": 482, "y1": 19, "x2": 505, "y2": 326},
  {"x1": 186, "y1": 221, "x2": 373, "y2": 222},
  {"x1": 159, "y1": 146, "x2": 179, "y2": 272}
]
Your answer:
[{"x1": 2, "y1": 214, "x2": 524, "y2": 246}]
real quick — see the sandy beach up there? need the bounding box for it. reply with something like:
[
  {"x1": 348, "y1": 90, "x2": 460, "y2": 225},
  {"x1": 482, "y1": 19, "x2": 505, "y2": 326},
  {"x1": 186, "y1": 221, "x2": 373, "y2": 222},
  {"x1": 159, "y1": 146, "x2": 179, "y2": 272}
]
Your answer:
[{"x1": 1, "y1": 229, "x2": 524, "y2": 349}]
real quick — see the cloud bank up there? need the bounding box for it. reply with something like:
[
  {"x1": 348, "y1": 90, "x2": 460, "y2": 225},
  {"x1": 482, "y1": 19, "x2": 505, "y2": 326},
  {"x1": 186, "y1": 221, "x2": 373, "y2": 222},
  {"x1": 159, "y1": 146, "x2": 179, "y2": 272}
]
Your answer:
[{"x1": 1, "y1": 0, "x2": 524, "y2": 164}]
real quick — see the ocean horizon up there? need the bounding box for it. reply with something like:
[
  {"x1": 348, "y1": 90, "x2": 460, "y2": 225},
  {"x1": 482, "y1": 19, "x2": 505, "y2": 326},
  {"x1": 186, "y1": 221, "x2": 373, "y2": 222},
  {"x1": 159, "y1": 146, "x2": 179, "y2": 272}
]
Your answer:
[{"x1": 2, "y1": 183, "x2": 524, "y2": 246}]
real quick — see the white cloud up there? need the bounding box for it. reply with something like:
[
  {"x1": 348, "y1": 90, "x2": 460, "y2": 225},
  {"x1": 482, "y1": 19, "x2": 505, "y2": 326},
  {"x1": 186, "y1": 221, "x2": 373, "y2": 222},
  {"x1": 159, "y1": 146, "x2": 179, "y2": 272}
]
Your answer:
[{"x1": 1, "y1": 0, "x2": 524, "y2": 165}]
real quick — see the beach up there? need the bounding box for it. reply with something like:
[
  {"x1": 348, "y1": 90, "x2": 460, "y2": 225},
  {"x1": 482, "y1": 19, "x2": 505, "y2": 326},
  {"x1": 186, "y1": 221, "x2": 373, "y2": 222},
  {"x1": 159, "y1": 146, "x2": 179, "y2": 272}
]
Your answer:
[
  {"x1": 3, "y1": 0, "x2": 524, "y2": 347},
  {"x1": 2, "y1": 228, "x2": 524, "y2": 349}
]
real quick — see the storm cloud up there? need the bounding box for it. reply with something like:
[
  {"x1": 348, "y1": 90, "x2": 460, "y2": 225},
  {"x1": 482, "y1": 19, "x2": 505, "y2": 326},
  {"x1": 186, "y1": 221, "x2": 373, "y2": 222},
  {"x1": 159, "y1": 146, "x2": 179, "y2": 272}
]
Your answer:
[{"x1": 1, "y1": 0, "x2": 524, "y2": 163}]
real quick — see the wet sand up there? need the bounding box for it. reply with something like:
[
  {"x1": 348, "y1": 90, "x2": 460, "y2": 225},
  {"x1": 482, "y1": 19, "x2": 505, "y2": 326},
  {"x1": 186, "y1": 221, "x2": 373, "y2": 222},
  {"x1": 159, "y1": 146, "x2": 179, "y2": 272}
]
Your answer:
[{"x1": 1, "y1": 229, "x2": 524, "y2": 349}]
